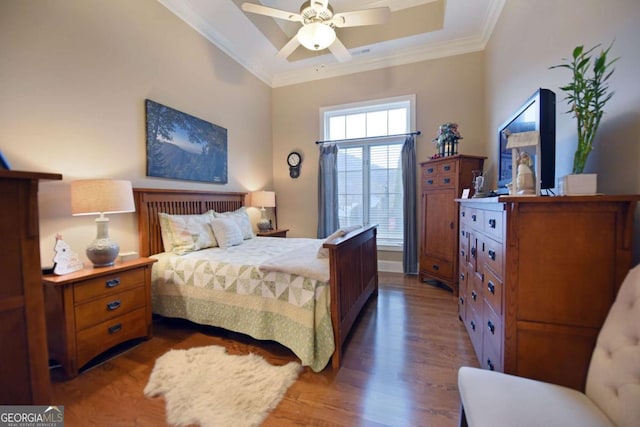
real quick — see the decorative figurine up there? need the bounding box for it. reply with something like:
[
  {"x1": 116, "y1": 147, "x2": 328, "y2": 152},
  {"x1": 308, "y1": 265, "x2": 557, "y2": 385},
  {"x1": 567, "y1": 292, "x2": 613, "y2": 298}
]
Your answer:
[
  {"x1": 53, "y1": 234, "x2": 84, "y2": 275},
  {"x1": 516, "y1": 151, "x2": 536, "y2": 195}
]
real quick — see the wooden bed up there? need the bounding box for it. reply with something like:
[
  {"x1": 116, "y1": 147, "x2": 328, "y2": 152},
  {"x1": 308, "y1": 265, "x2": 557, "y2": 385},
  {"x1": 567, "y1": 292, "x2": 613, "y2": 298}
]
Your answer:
[{"x1": 133, "y1": 188, "x2": 378, "y2": 369}]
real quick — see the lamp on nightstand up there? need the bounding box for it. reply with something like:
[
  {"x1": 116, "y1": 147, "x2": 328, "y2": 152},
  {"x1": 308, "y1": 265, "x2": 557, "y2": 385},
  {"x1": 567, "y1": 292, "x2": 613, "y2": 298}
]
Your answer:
[
  {"x1": 71, "y1": 179, "x2": 135, "y2": 267},
  {"x1": 251, "y1": 191, "x2": 276, "y2": 231}
]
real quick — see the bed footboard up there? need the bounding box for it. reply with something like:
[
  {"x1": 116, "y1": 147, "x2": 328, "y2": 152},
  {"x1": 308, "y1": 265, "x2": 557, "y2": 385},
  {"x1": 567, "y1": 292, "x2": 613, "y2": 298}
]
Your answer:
[{"x1": 324, "y1": 225, "x2": 378, "y2": 369}]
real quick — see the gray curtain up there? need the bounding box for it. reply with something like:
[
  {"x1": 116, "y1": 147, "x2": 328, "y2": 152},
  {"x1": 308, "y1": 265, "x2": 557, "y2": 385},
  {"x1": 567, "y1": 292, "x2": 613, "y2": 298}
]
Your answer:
[
  {"x1": 402, "y1": 135, "x2": 418, "y2": 274},
  {"x1": 317, "y1": 143, "x2": 339, "y2": 238}
]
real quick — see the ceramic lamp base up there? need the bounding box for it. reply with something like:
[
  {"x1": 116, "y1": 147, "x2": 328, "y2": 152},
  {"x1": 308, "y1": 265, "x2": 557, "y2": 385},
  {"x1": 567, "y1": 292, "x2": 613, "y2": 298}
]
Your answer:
[
  {"x1": 257, "y1": 218, "x2": 271, "y2": 231},
  {"x1": 87, "y1": 217, "x2": 120, "y2": 267}
]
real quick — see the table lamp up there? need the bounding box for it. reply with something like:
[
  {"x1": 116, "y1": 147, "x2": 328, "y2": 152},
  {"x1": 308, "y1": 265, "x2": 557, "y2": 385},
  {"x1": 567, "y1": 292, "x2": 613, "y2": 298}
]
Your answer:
[
  {"x1": 251, "y1": 191, "x2": 276, "y2": 231},
  {"x1": 71, "y1": 179, "x2": 135, "y2": 267}
]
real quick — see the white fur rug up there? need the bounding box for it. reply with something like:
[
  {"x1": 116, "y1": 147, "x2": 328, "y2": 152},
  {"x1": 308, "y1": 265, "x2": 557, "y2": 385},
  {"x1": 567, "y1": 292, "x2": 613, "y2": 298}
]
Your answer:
[{"x1": 144, "y1": 345, "x2": 301, "y2": 427}]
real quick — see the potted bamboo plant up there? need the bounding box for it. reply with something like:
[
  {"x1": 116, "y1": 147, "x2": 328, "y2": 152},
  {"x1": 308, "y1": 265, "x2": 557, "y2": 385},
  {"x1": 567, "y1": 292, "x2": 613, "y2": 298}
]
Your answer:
[{"x1": 551, "y1": 43, "x2": 617, "y2": 194}]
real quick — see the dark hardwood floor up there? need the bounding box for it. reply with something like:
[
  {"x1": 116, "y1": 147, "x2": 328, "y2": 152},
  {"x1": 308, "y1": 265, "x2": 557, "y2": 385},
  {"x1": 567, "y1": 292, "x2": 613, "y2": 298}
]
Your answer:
[{"x1": 50, "y1": 272, "x2": 479, "y2": 426}]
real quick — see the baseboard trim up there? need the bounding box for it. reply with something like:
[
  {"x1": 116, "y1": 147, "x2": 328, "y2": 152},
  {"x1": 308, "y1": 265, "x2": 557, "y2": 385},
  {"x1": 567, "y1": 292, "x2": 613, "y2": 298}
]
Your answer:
[{"x1": 378, "y1": 260, "x2": 403, "y2": 273}]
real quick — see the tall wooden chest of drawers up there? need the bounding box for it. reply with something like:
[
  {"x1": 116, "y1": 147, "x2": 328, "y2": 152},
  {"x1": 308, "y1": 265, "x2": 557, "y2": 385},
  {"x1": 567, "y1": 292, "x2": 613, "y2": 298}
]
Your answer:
[
  {"x1": 0, "y1": 170, "x2": 61, "y2": 404},
  {"x1": 419, "y1": 155, "x2": 485, "y2": 295},
  {"x1": 458, "y1": 195, "x2": 639, "y2": 391},
  {"x1": 43, "y1": 258, "x2": 156, "y2": 377}
]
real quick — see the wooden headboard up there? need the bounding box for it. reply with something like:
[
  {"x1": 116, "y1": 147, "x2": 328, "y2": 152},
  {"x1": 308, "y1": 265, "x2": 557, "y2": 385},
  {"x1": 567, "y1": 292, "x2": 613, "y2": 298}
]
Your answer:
[{"x1": 133, "y1": 188, "x2": 246, "y2": 257}]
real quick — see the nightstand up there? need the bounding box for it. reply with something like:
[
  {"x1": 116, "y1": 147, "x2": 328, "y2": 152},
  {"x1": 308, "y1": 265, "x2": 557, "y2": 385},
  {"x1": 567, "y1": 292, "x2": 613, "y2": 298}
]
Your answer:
[
  {"x1": 43, "y1": 257, "x2": 156, "y2": 377},
  {"x1": 257, "y1": 228, "x2": 289, "y2": 238}
]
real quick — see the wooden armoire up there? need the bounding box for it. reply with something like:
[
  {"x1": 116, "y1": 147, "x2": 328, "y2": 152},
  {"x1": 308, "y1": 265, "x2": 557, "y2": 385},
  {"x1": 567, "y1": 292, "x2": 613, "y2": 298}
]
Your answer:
[
  {"x1": 419, "y1": 155, "x2": 485, "y2": 295},
  {"x1": 0, "y1": 170, "x2": 61, "y2": 404}
]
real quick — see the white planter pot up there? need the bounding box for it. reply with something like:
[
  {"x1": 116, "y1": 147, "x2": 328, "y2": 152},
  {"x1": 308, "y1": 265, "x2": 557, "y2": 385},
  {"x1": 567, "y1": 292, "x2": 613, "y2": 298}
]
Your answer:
[{"x1": 560, "y1": 173, "x2": 598, "y2": 195}]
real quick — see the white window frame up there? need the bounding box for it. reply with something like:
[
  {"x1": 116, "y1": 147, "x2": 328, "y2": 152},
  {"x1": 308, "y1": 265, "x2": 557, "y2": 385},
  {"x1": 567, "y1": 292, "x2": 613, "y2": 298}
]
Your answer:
[{"x1": 319, "y1": 95, "x2": 416, "y2": 251}]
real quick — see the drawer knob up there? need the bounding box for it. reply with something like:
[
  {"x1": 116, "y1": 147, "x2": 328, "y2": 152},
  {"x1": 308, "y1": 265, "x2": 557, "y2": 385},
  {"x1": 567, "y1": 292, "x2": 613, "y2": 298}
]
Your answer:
[
  {"x1": 487, "y1": 281, "x2": 495, "y2": 294},
  {"x1": 462, "y1": 211, "x2": 466, "y2": 217},
  {"x1": 487, "y1": 359, "x2": 495, "y2": 371},
  {"x1": 471, "y1": 247, "x2": 476, "y2": 258},
  {"x1": 427, "y1": 167, "x2": 434, "y2": 173},
  {"x1": 489, "y1": 218, "x2": 497, "y2": 229},
  {"x1": 107, "y1": 300, "x2": 122, "y2": 311},
  {"x1": 105, "y1": 278, "x2": 121, "y2": 288},
  {"x1": 444, "y1": 178, "x2": 451, "y2": 184},
  {"x1": 471, "y1": 290, "x2": 477, "y2": 301},
  {"x1": 488, "y1": 249, "x2": 496, "y2": 261},
  {"x1": 470, "y1": 320, "x2": 476, "y2": 331},
  {"x1": 487, "y1": 320, "x2": 495, "y2": 334},
  {"x1": 460, "y1": 272, "x2": 465, "y2": 280},
  {"x1": 108, "y1": 323, "x2": 122, "y2": 334},
  {"x1": 443, "y1": 165, "x2": 451, "y2": 171},
  {"x1": 472, "y1": 214, "x2": 477, "y2": 222},
  {"x1": 427, "y1": 179, "x2": 434, "y2": 185},
  {"x1": 432, "y1": 264, "x2": 440, "y2": 271},
  {"x1": 459, "y1": 297, "x2": 464, "y2": 305}
]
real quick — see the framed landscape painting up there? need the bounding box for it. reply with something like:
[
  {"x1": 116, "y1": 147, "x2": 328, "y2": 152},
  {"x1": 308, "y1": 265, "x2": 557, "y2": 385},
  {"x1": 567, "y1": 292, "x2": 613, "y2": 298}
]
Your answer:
[{"x1": 145, "y1": 99, "x2": 227, "y2": 184}]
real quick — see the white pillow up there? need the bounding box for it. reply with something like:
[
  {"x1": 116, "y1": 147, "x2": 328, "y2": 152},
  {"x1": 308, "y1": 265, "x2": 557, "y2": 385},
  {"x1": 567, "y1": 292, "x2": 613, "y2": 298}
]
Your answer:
[
  {"x1": 209, "y1": 217, "x2": 244, "y2": 249},
  {"x1": 317, "y1": 229, "x2": 347, "y2": 258},
  {"x1": 213, "y1": 207, "x2": 254, "y2": 240},
  {"x1": 158, "y1": 212, "x2": 218, "y2": 255}
]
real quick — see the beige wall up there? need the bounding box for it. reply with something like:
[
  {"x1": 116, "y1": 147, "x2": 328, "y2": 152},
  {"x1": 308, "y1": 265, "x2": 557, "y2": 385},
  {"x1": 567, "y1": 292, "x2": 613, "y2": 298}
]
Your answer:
[
  {"x1": 485, "y1": 0, "x2": 640, "y2": 260},
  {"x1": 0, "y1": 0, "x2": 272, "y2": 265},
  {"x1": 273, "y1": 52, "x2": 487, "y2": 266}
]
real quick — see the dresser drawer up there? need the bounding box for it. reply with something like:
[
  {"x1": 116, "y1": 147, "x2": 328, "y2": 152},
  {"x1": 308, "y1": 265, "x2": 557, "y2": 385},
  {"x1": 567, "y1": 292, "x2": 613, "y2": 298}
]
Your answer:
[
  {"x1": 73, "y1": 268, "x2": 145, "y2": 303},
  {"x1": 437, "y1": 160, "x2": 457, "y2": 175},
  {"x1": 465, "y1": 304, "x2": 484, "y2": 361},
  {"x1": 459, "y1": 226, "x2": 470, "y2": 263},
  {"x1": 468, "y1": 208, "x2": 484, "y2": 230},
  {"x1": 467, "y1": 272, "x2": 483, "y2": 314},
  {"x1": 75, "y1": 286, "x2": 146, "y2": 331},
  {"x1": 76, "y1": 307, "x2": 147, "y2": 369},
  {"x1": 480, "y1": 236, "x2": 504, "y2": 277},
  {"x1": 484, "y1": 268, "x2": 503, "y2": 316},
  {"x1": 420, "y1": 255, "x2": 454, "y2": 280},
  {"x1": 482, "y1": 301, "x2": 503, "y2": 372},
  {"x1": 458, "y1": 265, "x2": 469, "y2": 322},
  {"x1": 423, "y1": 174, "x2": 457, "y2": 188},
  {"x1": 483, "y1": 301, "x2": 502, "y2": 356},
  {"x1": 483, "y1": 336, "x2": 503, "y2": 372},
  {"x1": 483, "y1": 210, "x2": 504, "y2": 241}
]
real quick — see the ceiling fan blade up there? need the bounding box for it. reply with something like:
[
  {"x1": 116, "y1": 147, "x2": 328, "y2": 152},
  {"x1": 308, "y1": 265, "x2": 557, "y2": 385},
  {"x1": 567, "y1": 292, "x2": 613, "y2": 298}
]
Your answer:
[
  {"x1": 331, "y1": 7, "x2": 391, "y2": 28},
  {"x1": 276, "y1": 36, "x2": 301, "y2": 60},
  {"x1": 241, "y1": 2, "x2": 303, "y2": 23},
  {"x1": 328, "y1": 37, "x2": 352, "y2": 63}
]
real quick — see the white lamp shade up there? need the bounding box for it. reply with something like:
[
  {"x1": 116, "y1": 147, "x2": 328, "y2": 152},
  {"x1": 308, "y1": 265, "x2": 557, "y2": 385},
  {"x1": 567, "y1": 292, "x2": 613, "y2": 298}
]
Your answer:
[
  {"x1": 297, "y1": 23, "x2": 336, "y2": 51},
  {"x1": 71, "y1": 179, "x2": 135, "y2": 216},
  {"x1": 251, "y1": 191, "x2": 276, "y2": 208}
]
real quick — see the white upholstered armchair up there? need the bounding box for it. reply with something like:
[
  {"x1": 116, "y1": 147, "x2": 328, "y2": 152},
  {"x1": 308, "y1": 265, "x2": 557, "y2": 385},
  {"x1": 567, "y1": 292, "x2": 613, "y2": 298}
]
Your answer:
[{"x1": 457, "y1": 264, "x2": 640, "y2": 427}]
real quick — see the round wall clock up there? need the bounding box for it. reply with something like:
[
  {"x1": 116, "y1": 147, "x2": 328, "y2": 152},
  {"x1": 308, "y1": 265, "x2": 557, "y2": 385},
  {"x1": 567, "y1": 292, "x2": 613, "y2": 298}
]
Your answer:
[{"x1": 287, "y1": 151, "x2": 302, "y2": 178}]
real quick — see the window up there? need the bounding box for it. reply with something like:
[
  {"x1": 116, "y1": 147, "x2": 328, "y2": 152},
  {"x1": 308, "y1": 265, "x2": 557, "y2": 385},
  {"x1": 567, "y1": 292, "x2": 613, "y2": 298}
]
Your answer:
[{"x1": 321, "y1": 95, "x2": 415, "y2": 248}]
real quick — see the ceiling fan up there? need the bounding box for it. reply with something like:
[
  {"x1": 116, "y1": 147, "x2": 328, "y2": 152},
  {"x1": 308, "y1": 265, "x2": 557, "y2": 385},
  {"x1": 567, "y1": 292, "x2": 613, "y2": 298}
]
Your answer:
[{"x1": 241, "y1": 1, "x2": 391, "y2": 62}]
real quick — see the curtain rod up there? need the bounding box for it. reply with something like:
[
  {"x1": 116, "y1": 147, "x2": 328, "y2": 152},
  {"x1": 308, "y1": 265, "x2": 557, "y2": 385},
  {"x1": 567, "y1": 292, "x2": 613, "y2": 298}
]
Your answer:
[{"x1": 315, "y1": 130, "x2": 422, "y2": 145}]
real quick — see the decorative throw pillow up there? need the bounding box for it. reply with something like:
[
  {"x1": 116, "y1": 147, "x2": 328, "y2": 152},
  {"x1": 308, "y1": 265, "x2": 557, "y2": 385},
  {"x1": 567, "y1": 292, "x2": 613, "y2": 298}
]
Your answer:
[
  {"x1": 317, "y1": 229, "x2": 347, "y2": 258},
  {"x1": 209, "y1": 217, "x2": 244, "y2": 249},
  {"x1": 158, "y1": 212, "x2": 218, "y2": 255},
  {"x1": 213, "y1": 207, "x2": 254, "y2": 240}
]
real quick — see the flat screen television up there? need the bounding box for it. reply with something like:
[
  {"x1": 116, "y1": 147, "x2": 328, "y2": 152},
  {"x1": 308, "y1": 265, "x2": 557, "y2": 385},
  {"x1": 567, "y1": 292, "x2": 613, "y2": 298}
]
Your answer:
[{"x1": 497, "y1": 88, "x2": 556, "y2": 193}]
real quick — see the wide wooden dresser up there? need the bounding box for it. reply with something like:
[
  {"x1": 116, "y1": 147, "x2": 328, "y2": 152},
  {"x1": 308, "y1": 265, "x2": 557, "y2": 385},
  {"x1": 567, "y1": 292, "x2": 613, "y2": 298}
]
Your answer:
[
  {"x1": 43, "y1": 257, "x2": 156, "y2": 377},
  {"x1": 0, "y1": 170, "x2": 61, "y2": 404},
  {"x1": 419, "y1": 155, "x2": 485, "y2": 295},
  {"x1": 458, "y1": 195, "x2": 639, "y2": 391}
]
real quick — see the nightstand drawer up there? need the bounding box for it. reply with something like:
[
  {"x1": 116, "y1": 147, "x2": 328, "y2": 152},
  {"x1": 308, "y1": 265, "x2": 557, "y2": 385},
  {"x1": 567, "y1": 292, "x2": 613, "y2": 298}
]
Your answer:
[
  {"x1": 74, "y1": 268, "x2": 145, "y2": 303},
  {"x1": 76, "y1": 307, "x2": 147, "y2": 369},
  {"x1": 75, "y1": 286, "x2": 146, "y2": 331}
]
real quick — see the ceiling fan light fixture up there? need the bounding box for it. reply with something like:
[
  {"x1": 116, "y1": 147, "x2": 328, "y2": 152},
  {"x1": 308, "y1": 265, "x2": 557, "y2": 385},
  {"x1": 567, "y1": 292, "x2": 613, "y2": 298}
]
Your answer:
[{"x1": 297, "y1": 22, "x2": 336, "y2": 51}]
